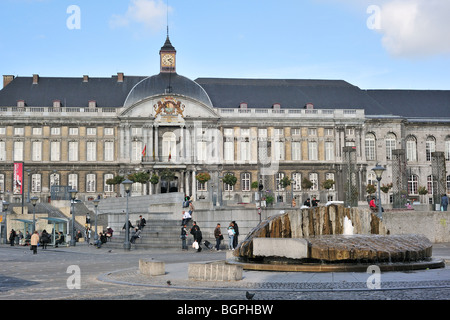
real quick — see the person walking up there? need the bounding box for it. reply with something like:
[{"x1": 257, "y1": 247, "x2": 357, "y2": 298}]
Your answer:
[
  {"x1": 180, "y1": 224, "x2": 188, "y2": 250},
  {"x1": 190, "y1": 221, "x2": 202, "y2": 252},
  {"x1": 441, "y1": 194, "x2": 449, "y2": 211},
  {"x1": 30, "y1": 231, "x2": 39, "y2": 254},
  {"x1": 214, "y1": 223, "x2": 223, "y2": 251}
]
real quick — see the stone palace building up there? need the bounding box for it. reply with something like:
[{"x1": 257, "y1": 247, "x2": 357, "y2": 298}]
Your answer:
[{"x1": 0, "y1": 37, "x2": 449, "y2": 208}]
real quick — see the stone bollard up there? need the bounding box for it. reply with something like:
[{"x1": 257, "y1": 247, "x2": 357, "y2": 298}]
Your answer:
[
  {"x1": 139, "y1": 259, "x2": 165, "y2": 276},
  {"x1": 188, "y1": 263, "x2": 243, "y2": 281}
]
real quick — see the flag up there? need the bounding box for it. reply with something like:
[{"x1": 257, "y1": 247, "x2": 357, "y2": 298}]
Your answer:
[{"x1": 142, "y1": 145, "x2": 147, "y2": 157}]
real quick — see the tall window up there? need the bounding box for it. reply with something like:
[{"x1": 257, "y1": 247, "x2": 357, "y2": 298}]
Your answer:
[
  {"x1": 445, "y1": 137, "x2": 450, "y2": 161},
  {"x1": 68, "y1": 174, "x2": 78, "y2": 191},
  {"x1": 50, "y1": 173, "x2": 60, "y2": 187},
  {"x1": 309, "y1": 173, "x2": 318, "y2": 191},
  {"x1": 131, "y1": 140, "x2": 142, "y2": 161},
  {"x1": 365, "y1": 133, "x2": 376, "y2": 161},
  {"x1": 104, "y1": 141, "x2": 114, "y2": 161},
  {"x1": 408, "y1": 174, "x2": 418, "y2": 195},
  {"x1": 32, "y1": 141, "x2": 42, "y2": 161},
  {"x1": 68, "y1": 141, "x2": 79, "y2": 161},
  {"x1": 308, "y1": 141, "x2": 318, "y2": 160},
  {"x1": 86, "y1": 141, "x2": 97, "y2": 161},
  {"x1": 274, "y1": 140, "x2": 285, "y2": 160},
  {"x1": 292, "y1": 173, "x2": 301, "y2": 191},
  {"x1": 240, "y1": 138, "x2": 250, "y2": 161},
  {"x1": 325, "y1": 173, "x2": 335, "y2": 190},
  {"x1": 0, "y1": 174, "x2": 4, "y2": 193},
  {"x1": 426, "y1": 136, "x2": 436, "y2": 161},
  {"x1": 447, "y1": 175, "x2": 450, "y2": 193},
  {"x1": 86, "y1": 174, "x2": 96, "y2": 193},
  {"x1": 50, "y1": 141, "x2": 60, "y2": 161},
  {"x1": 31, "y1": 174, "x2": 41, "y2": 193},
  {"x1": 104, "y1": 174, "x2": 114, "y2": 193},
  {"x1": 325, "y1": 141, "x2": 334, "y2": 161},
  {"x1": 0, "y1": 141, "x2": 5, "y2": 161},
  {"x1": 14, "y1": 141, "x2": 23, "y2": 161},
  {"x1": 385, "y1": 133, "x2": 396, "y2": 160},
  {"x1": 224, "y1": 141, "x2": 234, "y2": 162},
  {"x1": 224, "y1": 172, "x2": 234, "y2": 192},
  {"x1": 291, "y1": 141, "x2": 301, "y2": 161},
  {"x1": 427, "y1": 175, "x2": 434, "y2": 195},
  {"x1": 406, "y1": 135, "x2": 417, "y2": 162},
  {"x1": 276, "y1": 172, "x2": 285, "y2": 191},
  {"x1": 241, "y1": 173, "x2": 251, "y2": 192}
]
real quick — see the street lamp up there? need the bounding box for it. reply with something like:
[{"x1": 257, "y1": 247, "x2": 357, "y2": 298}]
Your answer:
[
  {"x1": 2, "y1": 201, "x2": 9, "y2": 244},
  {"x1": 30, "y1": 196, "x2": 39, "y2": 233},
  {"x1": 93, "y1": 199, "x2": 100, "y2": 243},
  {"x1": 69, "y1": 189, "x2": 78, "y2": 246},
  {"x1": 372, "y1": 164, "x2": 386, "y2": 220},
  {"x1": 122, "y1": 179, "x2": 133, "y2": 251}
]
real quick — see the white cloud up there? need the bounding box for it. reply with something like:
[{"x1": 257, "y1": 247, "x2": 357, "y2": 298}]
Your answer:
[
  {"x1": 375, "y1": 0, "x2": 450, "y2": 58},
  {"x1": 110, "y1": 0, "x2": 171, "y2": 33}
]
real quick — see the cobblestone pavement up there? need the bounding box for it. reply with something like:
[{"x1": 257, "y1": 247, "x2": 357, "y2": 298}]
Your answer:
[{"x1": 0, "y1": 243, "x2": 449, "y2": 301}]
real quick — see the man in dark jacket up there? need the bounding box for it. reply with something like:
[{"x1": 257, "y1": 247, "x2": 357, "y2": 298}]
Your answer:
[
  {"x1": 190, "y1": 221, "x2": 202, "y2": 252},
  {"x1": 232, "y1": 221, "x2": 239, "y2": 249}
]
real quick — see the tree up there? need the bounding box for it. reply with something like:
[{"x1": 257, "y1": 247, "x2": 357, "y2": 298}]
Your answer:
[
  {"x1": 301, "y1": 177, "x2": 313, "y2": 190},
  {"x1": 280, "y1": 176, "x2": 291, "y2": 203},
  {"x1": 195, "y1": 172, "x2": 211, "y2": 184},
  {"x1": 322, "y1": 179, "x2": 335, "y2": 190},
  {"x1": 127, "y1": 171, "x2": 150, "y2": 195},
  {"x1": 222, "y1": 173, "x2": 237, "y2": 198},
  {"x1": 149, "y1": 174, "x2": 159, "y2": 194},
  {"x1": 105, "y1": 175, "x2": 124, "y2": 194}
]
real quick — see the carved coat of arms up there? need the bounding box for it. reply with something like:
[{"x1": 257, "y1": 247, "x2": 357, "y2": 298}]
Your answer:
[{"x1": 154, "y1": 97, "x2": 185, "y2": 120}]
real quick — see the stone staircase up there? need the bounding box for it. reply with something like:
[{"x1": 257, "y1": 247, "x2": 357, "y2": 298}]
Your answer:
[{"x1": 106, "y1": 219, "x2": 196, "y2": 249}]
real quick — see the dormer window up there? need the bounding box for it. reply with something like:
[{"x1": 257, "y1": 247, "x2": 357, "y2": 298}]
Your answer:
[
  {"x1": 53, "y1": 100, "x2": 61, "y2": 108},
  {"x1": 88, "y1": 100, "x2": 96, "y2": 108},
  {"x1": 273, "y1": 103, "x2": 281, "y2": 110},
  {"x1": 240, "y1": 102, "x2": 248, "y2": 109},
  {"x1": 17, "y1": 100, "x2": 25, "y2": 108}
]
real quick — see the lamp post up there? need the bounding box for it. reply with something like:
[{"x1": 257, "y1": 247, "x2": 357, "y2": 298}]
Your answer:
[
  {"x1": 30, "y1": 196, "x2": 38, "y2": 233},
  {"x1": 372, "y1": 164, "x2": 386, "y2": 220},
  {"x1": 69, "y1": 189, "x2": 78, "y2": 246},
  {"x1": 2, "y1": 201, "x2": 9, "y2": 244},
  {"x1": 122, "y1": 179, "x2": 133, "y2": 251},
  {"x1": 93, "y1": 199, "x2": 100, "y2": 243}
]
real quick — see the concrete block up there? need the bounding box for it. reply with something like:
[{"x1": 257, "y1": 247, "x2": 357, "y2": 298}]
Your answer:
[
  {"x1": 253, "y1": 238, "x2": 309, "y2": 259},
  {"x1": 139, "y1": 259, "x2": 165, "y2": 276},
  {"x1": 188, "y1": 263, "x2": 242, "y2": 281}
]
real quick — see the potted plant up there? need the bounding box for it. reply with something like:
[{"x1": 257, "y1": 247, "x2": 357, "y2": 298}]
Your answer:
[{"x1": 222, "y1": 173, "x2": 237, "y2": 199}]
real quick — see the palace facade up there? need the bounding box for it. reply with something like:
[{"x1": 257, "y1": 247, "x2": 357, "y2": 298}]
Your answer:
[{"x1": 1, "y1": 37, "x2": 449, "y2": 207}]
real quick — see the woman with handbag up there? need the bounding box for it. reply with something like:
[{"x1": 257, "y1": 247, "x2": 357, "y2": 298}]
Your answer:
[{"x1": 214, "y1": 223, "x2": 223, "y2": 251}]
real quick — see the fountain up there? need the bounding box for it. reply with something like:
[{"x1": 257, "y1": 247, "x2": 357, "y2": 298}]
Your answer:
[{"x1": 229, "y1": 205, "x2": 445, "y2": 272}]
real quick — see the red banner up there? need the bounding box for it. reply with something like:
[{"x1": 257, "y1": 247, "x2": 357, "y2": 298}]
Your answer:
[{"x1": 13, "y1": 162, "x2": 23, "y2": 195}]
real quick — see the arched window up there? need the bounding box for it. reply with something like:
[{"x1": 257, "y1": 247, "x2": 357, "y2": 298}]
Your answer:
[
  {"x1": 426, "y1": 136, "x2": 436, "y2": 161},
  {"x1": 406, "y1": 135, "x2": 417, "y2": 162},
  {"x1": 445, "y1": 136, "x2": 450, "y2": 161},
  {"x1": 365, "y1": 133, "x2": 376, "y2": 161},
  {"x1": 385, "y1": 133, "x2": 396, "y2": 160},
  {"x1": 162, "y1": 132, "x2": 177, "y2": 162}
]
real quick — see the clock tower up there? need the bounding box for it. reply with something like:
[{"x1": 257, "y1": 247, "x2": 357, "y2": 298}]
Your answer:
[{"x1": 160, "y1": 36, "x2": 176, "y2": 73}]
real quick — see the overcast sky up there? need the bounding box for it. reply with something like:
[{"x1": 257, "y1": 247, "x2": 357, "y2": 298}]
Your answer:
[{"x1": 0, "y1": 0, "x2": 449, "y2": 90}]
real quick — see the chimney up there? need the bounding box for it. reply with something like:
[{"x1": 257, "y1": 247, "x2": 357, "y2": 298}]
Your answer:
[
  {"x1": 83, "y1": 75, "x2": 89, "y2": 82},
  {"x1": 32, "y1": 74, "x2": 39, "y2": 85},
  {"x1": 117, "y1": 72, "x2": 124, "y2": 83},
  {"x1": 3, "y1": 75, "x2": 14, "y2": 88}
]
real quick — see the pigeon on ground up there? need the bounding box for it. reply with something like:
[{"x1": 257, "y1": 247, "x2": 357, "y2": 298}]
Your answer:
[{"x1": 246, "y1": 291, "x2": 255, "y2": 300}]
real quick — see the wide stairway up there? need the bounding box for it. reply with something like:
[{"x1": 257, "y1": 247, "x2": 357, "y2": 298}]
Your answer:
[{"x1": 106, "y1": 219, "x2": 196, "y2": 250}]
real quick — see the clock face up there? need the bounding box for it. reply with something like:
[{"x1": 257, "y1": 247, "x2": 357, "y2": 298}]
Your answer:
[{"x1": 162, "y1": 54, "x2": 175, "y2": 66}]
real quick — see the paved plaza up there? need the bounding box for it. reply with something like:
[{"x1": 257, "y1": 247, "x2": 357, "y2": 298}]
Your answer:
[{"x1": 0, "y1": 241, "x2": 449, "y2": 303}]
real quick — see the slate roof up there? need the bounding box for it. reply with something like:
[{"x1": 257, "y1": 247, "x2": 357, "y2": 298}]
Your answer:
[
  {"x1": 1, "y1": 74, "x2": 449, "y2": 119},
  {"x1": 0, "y1": 75, "x2": 146, "y2": 108}
]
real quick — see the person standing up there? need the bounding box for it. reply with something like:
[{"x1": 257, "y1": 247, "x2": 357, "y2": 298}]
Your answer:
[
  {"x1": 214, "y1": 223, "x2": 222, "y2": 251},
  {"x1": 227, "y1": 223, "x2": 235, "y2": 250},
  {"x1": 180, "y1": 224, "x2": 188, "y2": 251},
  {"x1": 9, "y1": 229, "x2": 16, "y2": 246},
  {"x1": 30, "y1": 231, "x2": 39, "y2": 254},
  {"x1": 232, "y1": 221, "x2": 239, "y2": 249},
  {"x1": 441, "y1": 194, "x2": 449, "y2": 211},
  {"x1": 190, "y1": 221, "x2": 202, "y2": 252}
]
